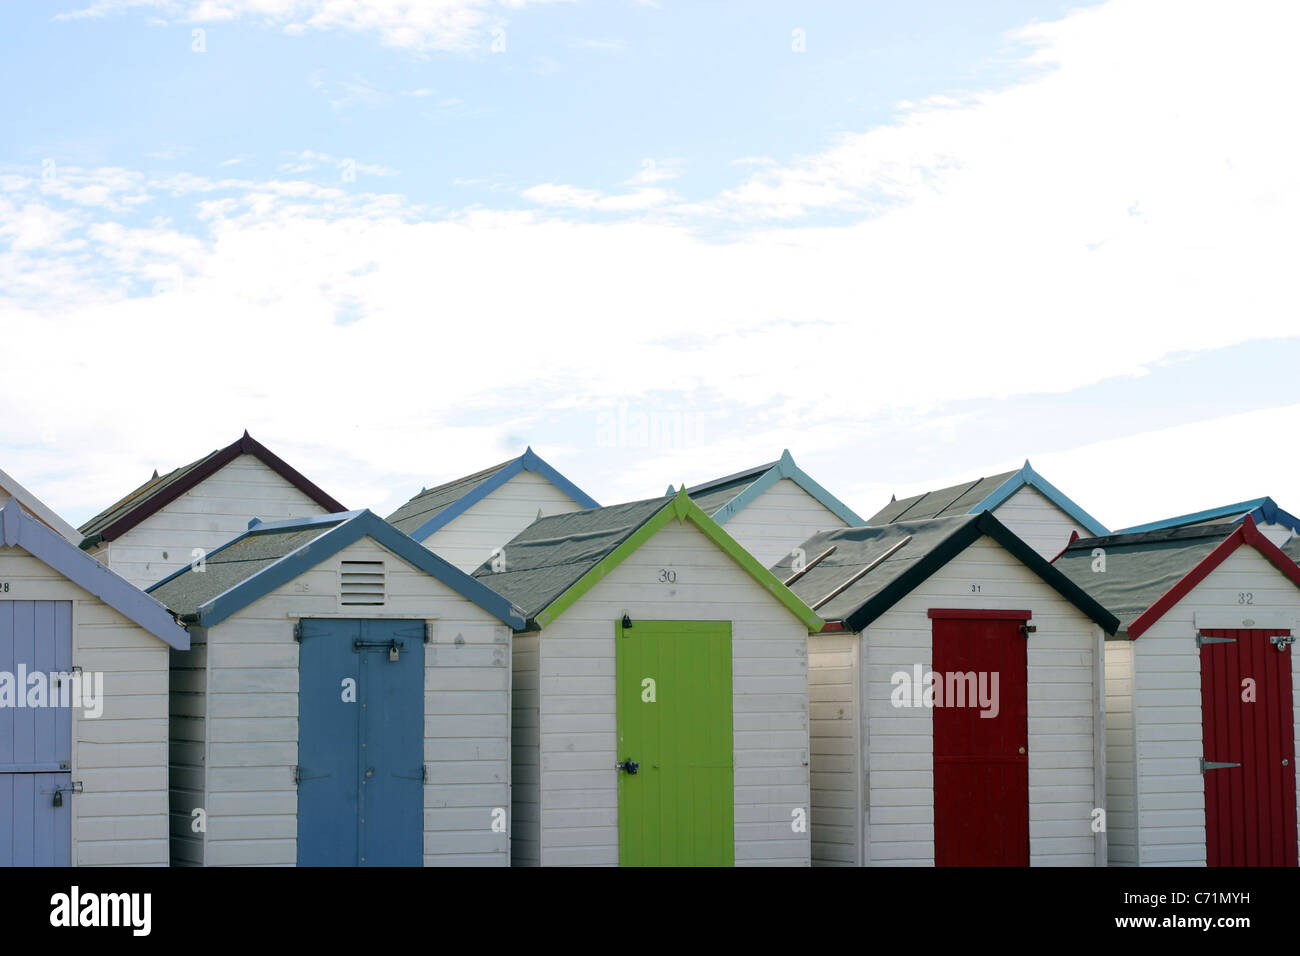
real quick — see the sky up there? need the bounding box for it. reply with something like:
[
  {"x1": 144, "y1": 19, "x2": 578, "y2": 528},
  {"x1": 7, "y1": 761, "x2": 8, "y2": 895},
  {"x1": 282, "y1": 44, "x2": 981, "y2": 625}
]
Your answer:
[{"x1": 1, "y1": 0, "x2": 1297, "y2": 533}]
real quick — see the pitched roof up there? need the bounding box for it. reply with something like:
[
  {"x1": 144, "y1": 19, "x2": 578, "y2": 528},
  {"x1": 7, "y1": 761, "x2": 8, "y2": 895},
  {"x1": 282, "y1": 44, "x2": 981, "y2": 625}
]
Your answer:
[
  {"x1": 869, "y1": 460, "x2": 1109, "y2": 536},
  {"x1": 148, "y1": 510, "x2": 525, "y2": 629},
  {"x1": 0, "y1": 498, "x2": 187, "y2": 648},
  {"x1": 387, "y1": 447, "x2": 599, "y2": 542},
  {"x1": 0, "y1": 466, "x2": 81, "y2": 545},
  {"x1": 669, "y1": 449, "x2": 864, "y2": 527},
  {"x1": 1052, "y1": 517, "x2": 1300, "y2": 638},
  {"x1": 78, "y1": 431, "x2": 345, "y2": 549},
  {"x1": 771, "y1": 512, "x2": 1117, "y2": 634},
  {"x1": 471, "y1": 489, "x2": 823, "y2": 632},
  {"x1": 1116, "y1": 496, "x2": 1300, "y2": 538}
]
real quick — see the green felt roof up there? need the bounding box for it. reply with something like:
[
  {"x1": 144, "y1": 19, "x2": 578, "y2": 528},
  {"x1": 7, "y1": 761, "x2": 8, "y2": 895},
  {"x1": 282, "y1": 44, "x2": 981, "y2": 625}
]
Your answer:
[
  {"x1": 1052, "y1": 524, "x2": 1238, "y2": 630},
  {"x1": 79, "y1": 449, "x2": 223, "y2": 539},
  {"x1": 682, "y1": 463, "x2": 776, "y2": 515}
]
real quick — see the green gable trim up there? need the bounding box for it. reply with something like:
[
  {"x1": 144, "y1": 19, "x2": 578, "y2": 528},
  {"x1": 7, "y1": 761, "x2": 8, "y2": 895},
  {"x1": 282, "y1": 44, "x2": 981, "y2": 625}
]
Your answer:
[
  {"x1": 533, "y1": 488, "x2": 824, "y2": 633},
  {"x1": 707, "y1": 449, "x2": 864, "y2": 528}
]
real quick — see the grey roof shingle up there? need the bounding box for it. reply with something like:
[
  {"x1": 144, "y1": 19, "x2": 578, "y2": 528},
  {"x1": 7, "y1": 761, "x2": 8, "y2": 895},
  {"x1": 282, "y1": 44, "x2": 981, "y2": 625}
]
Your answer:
[
  {"x1": 470, "y1": 496, "x2": 670, "y2": 621},
  {"x1": 869, "y1": 471, "x2": 1019, "y2": 524},
  {"x1": 1051, "y1": 524, "x2": 1238, "y2": 630},
  {"x1": 386, "y1": 459, "x2": 516, "y2": 535},
  {"x1": 680, "y1": 462, "x2": 777, "y2": 515},
  {"x1": 148, "y1": 522, "x2": 341, "y2": 617},
  {"x1": 80, "y1": 449, "x2": 223, "y2": 539}
]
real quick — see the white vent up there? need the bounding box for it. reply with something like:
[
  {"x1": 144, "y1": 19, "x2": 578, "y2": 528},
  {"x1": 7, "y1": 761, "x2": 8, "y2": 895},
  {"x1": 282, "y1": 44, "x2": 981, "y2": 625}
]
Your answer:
[{"x1": 341, "y1": 560, "x2": 385, "y2": 606}]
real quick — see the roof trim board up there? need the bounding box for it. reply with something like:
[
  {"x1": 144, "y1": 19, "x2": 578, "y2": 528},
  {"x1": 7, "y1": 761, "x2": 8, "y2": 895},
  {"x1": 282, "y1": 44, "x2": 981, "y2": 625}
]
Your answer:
[
  {"x1": 79, "y1": 431, "x2": 346, "y2": 549},
  {"x1": 0, "y1": 498, "x2": 188, "y2": 649},
  {"x1": 147, "y1": 509, "x2": 527, "y2": 630},
  {"x1": 531, "y1": 488, "x2": 824, "y2": 633},
  {"x1": 403, "y1": 447, "x2": 599, "y2": 543},
  {"x1": 0, "y1": 466, "x2": 82, "y2": 545},
  {"x1": 682, "y1": 449, "x2": 865, "y2": 528},
  {"x1": 1124, "y1": 515, "x2": 1300, "y2": 639},
  {"x1": 968, "y1": 461, "x2": 1109, "y2": 536},
  {"x1": 832, "y1": 512, "x2": 1119, "y2": 634},
  {"x1": 1117, "y1": 496, "x2": 1300, "y2": 537}
]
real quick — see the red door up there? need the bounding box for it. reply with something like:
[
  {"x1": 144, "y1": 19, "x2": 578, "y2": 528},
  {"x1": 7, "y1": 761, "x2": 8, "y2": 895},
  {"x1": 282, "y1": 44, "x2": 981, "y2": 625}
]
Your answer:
[
  {"x1": 930, "y1": 610, "x2": 1030, "y2": 866},
  {"x1": 1200, "y1": 628, "x2": 1298, "y2": 866}
]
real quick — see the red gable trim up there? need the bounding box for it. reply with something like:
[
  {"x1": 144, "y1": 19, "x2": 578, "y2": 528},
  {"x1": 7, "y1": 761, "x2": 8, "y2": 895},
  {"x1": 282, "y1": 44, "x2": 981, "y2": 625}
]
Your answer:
[
  {"x1": 1128, "y1": 515, "x2": 1300, "y2": 639},
  {"x1": 94, "y1": 431, "x2": 346, "y2": 544},
  {"x1": 927, "y1": 608, "x2": 1032, "y2": 620}
]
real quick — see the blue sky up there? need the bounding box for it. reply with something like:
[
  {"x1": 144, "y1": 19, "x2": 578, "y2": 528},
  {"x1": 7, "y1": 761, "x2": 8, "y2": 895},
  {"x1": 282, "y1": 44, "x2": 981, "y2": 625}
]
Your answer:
[{"x1": 2, "y1": 0, "x2": 1298, "y2": 532}]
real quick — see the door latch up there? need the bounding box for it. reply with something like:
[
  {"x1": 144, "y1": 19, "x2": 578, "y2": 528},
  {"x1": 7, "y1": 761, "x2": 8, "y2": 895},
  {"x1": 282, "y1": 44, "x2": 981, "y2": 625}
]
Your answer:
[
  {"x1": 1200, "y1": 759, "x2": 1242, "y2": 773},
  {"x1": 51, "y1": 781, "x2": 82, "y2": 807},
  {"x1": 616, "y1": 759, "x2": 640, "y2": 775},
  {"x1": 1270, "y1": 635, "x2": 1295, "y2": 651}
]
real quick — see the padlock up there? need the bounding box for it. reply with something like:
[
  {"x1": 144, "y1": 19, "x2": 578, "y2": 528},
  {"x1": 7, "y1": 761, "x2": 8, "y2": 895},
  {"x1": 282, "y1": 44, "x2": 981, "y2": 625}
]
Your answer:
[
  {"x1": 53, "y1": 790, "x2": 62, "y2": 808},
  {"x1": 389, "y1": 642, "x2": 399, "y2": 662}
]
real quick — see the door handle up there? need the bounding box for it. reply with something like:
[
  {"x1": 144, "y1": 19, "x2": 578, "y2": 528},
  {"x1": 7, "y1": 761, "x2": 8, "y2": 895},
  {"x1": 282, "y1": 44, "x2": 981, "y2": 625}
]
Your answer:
[{"x1": 616, "y1": 759, "x2": 640, "y2": 775}]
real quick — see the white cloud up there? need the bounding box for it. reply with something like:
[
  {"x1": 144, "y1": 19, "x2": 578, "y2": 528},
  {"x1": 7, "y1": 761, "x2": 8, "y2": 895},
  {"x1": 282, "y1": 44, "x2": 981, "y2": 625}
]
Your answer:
[{"x1": 55, "y1": 0, "x2": 573, "y2": 51}]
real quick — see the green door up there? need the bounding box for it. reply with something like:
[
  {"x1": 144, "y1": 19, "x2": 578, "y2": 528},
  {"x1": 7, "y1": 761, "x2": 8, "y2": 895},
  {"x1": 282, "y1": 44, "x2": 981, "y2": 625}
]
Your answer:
[{"x1": 616, "y1": 619, "x2": 734, "y2": 866}]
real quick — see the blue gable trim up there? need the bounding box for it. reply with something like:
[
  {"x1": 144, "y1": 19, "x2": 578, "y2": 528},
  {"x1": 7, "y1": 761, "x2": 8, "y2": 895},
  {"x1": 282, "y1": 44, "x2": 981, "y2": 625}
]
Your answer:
[
  {"x1": 407, "y1": 448, "x2": 599, "y2": 543},
  {"x1": 709, "y1": 450, "x2": 865, "y2": 528},
  {"x1": 0, "y1": 498, "x2": 188, "y2": 649},
  {"x1": 971, "y1": 461, "x2": 1110, "y2": 536},
  {"x1": 184, "y1": 510, "x2": 526, "y2": 630},
  {"x1": 1117, "y1": 497, "x2": 1300, "y2": 536}
]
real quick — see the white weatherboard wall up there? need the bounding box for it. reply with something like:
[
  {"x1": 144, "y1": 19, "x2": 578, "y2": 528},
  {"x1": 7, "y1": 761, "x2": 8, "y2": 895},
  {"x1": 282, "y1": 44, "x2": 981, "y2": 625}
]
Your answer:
[
  {"x1": 168, "y1": 537, "x2": 513, "y2": 867},
  {"x1": 0, "y1": 547, "x2": 171, "y2": 865},
  {"x1": 422, "y1": 471, "x2": 589, "y2": 573},
  {"x1": 808, "y1": 537, "x2": 1105, "y2": 866},
  {"x1": 1106, "y1": 546, "x2": 1300, "y2": 866},
  {"x1": 93, "y1": 455, "x2": 330, "y2": 590},
  {"x1": 992, "y1": 486, "x2": 1088, "y2": 561},
  {"x1": 514, "y1": 519, "x2": 811, "y2": 866},
  {"x1": 721, "y1": 478, "x2": 850, "y2": 569}
]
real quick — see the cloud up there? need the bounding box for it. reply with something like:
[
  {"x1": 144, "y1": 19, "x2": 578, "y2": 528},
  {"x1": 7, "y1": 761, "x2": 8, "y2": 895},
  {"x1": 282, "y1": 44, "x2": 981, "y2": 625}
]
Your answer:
[{"x1": 54, "y1": 0, "x2": 573, "y2": 52}]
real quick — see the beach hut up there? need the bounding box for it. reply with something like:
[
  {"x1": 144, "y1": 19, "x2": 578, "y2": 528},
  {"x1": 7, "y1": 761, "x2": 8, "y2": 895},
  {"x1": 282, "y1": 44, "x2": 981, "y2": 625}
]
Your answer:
[
  {"x1": 147, "y1": 510, "x2": 526, "y2": 867},
  {"x1": 0, "y1": 497, "x2": 187, "y2": 866},
  {"x1": 472, "y1": 489, "x2": 824, "y2": 866},
  {"x1": 868, "y1": 460, "x2": 1108, "y2": 560},
  {"x1": 387, "y1": 448, "x2": 598, "y2": 573},
  {"x1": 0, "y1": 466, "x2": 82, "y2": 545},
  {"x1": 773, "y1": 513, "x2": 1119, "y2": 867},
  {"x1": 1054, "y1": 518, "x2": 1300, "y2": 866},
  {"x1": 1116, "y1": 497, "x2": 1300, "y2": 548},
  {"x1": 667, "y1": 450, "x2": 865, "y2": 568},
  {"x1": 79, "y1": 431, "x2": 345, "y2": 589}
]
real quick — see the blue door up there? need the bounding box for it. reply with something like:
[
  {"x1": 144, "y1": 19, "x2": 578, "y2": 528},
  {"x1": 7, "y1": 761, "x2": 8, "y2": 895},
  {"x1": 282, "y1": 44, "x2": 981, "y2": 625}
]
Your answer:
[
  {"x1": 0, "y1": 601, "x2": 73, "y2": 866},
  {"x1": 297, "y1": 619, "x2": 425, "y2": 866}
]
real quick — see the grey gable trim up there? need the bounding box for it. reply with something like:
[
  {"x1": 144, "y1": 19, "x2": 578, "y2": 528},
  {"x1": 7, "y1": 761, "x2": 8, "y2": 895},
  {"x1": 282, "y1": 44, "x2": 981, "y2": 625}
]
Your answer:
[
  {"x1": 699, "y1": 450, "x2": 865, "y2": 527},
  {"x1": 0, "y1": 498, "x2": 188, "y2": 649},
  {"x1": 173, "y1": 510, "x2": 526, "y2": 629}
]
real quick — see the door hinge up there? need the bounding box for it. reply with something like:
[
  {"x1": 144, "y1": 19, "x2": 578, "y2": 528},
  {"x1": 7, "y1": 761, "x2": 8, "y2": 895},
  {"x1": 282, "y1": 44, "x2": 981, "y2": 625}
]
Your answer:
[
  {"x1": 1270, "y1": 635, "x2": 1295, "y2": 651},
  {"x1": 423, "y1": 621, "x2": 430, "y2": 644},
  {"x1": 423, "y1": 765, "x2": 428, "y2": 785},
  {"x1": 1200, "y1": 759, "x2": 1242, "y2": 773},
  {"x1": 293, "y1": 765, "x2": 303, "y2": 786},
  {"x1": 1196, "y1": 633, "x2": 1237, "y2": 647},
  {"x1": 294, "y1": 621, "x2": 303, "y2": 642},
  {"x1": 1020, "y1": 623, "x2": 1036, "y2": 637}
]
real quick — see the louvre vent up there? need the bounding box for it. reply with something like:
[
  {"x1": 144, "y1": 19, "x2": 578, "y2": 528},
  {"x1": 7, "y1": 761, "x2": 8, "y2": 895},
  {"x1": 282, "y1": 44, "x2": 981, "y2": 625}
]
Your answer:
[{"x1": 341, "y1": 560, "x2": 385, "y2": 606}]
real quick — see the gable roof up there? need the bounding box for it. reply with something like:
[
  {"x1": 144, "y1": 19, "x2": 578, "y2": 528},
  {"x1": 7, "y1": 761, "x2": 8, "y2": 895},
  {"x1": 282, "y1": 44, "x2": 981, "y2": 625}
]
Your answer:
[
  {"x1": 147, "y1": 510, "x2": 525, "y2": 629},
  {"x1": 771, "y1": 512, "x2": 1117, "y2": 634},
  {"x1": 668, "y1": 449, "x2": 864, "y2": 528},
  {"x1": 470, "y1": 488, "x2": 823, "y2": 632},
  {"x1": 0, "y1": 466, "x2": 82, "y2": 545},
  {"x1": 1116, "y1": 496, "x2": 1300, "y2": 538},
  {"x1": 0, "y1": 498, "x2": 187, "y2": 649},
  {"x1": 78, "y1": 431, "x2": 345, "y2": 550},
  {"x1": 868, "y1": 460, "x2": 1109, "y2": 536},
  {"x1": 1052, "y1": 516, "x2": 1300, "y2": 638},
  {"x1": 387, "y1": 447, "x2": 599, "y2": 542}
]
